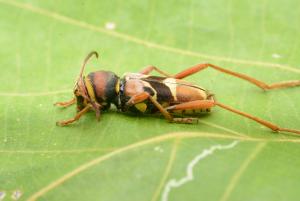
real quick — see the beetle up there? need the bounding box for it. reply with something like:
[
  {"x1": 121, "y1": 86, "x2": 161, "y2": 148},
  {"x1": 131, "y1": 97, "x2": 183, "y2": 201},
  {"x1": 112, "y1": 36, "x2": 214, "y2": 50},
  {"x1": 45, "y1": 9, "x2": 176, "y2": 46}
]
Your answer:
[{"x1": 54, "y1": 51, "x2": 300, "y2": 135}]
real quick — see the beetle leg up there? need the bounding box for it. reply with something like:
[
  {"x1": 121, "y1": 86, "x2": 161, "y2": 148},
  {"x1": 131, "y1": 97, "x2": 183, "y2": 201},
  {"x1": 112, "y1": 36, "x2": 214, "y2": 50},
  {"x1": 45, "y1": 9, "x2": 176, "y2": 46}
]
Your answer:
[
  {"x1": 129, "y1": 95, "x2": 196, "y2": 124},
  {"x1": 166, "y1": 100, "x2": 215, "y2": 124},
  {"x1": 125, "y1": 92, "x2": 175, "y2": 122},
  {"x1": 148, "y1": 96, "x2": 174, "y2": 122},
  {"x1": 214, "y1": 102, "x2": 300, "y2": 135},
  {"x1": 126, "y1": 92, "x2": 174, "y2": 121},
  {"x1": 166, "y1": 99, "x2": 300, "y2": 135},
  {"x1": 139, "y1": 65, "x2": 173, "y2": 77},
  {"x1": 126, "y1": 92, "x2": 150, "y2": 106},
  {"x1": 166, "y1": 100, "x2": 215, "y2": 111},
  {"x1": 54, "y1": 98, "x2": 76, "y2": 107},
  {"x1": 56, "y1": 105, "x2": 91, "y2": 126},
  {"x1": 174, "y1": 63, "x2": 300, "y2": 90}
]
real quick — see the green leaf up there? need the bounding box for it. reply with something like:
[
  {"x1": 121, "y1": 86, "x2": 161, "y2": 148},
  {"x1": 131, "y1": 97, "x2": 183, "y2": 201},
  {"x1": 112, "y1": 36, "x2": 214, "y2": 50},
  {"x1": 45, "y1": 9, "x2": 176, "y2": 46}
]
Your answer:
[{"x1": 1, "y1": 0, "x2": 300, "y2": 201}]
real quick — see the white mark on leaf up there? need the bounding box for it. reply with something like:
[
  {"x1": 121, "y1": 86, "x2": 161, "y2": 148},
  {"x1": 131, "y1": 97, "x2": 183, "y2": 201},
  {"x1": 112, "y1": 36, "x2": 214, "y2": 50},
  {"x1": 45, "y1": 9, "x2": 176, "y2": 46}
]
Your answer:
[
  {"x1": 272, "y1": 53, "x2": 282, "y2": 59},
  {"x1": 0, "y1": 191, "x2": 6, "y2": 200},
  {"x1": 161, "y1": 141, "x2": 239, "y2": 201},
  {"x1": 11, "y1": 190, "x2": 22, "y2": 200},
  {"x1": 154, "y1": 146, "x2": 164, "y2": 153},
  {"x1": 105, "y1": 22, "x2": 116, "y2": 30}
]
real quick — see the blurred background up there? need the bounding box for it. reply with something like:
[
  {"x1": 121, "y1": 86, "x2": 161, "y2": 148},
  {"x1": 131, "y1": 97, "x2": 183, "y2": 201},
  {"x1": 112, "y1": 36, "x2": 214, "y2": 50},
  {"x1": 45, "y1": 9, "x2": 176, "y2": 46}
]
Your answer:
[{"x1": 0, "y1": 0, "x2": 300, "y2": 200}]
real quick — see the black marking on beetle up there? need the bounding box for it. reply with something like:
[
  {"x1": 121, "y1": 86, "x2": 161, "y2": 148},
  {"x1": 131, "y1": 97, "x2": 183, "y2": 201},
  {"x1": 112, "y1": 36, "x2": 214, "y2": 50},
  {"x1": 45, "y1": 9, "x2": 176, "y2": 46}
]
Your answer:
[
  {"x1": 146, "y1": 76, "x2": 166, "y2": 81},
  {"x1": 146, "y1": 80, "x2": 174, "y2": 102},
  {"x1": 87, "y1": 72, "x2": 103, "y2": 103},
  {"x1": 106, "y1": 72, "x2": 119, "y2": 101},
  {"x1": 143, "y1": 86, "x2": 155, "y2": 96}
]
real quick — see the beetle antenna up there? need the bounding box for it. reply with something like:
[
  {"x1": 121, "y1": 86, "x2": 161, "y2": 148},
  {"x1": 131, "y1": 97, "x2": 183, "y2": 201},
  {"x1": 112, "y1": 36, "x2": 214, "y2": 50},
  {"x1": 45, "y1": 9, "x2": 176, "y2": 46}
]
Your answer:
[
  {"x1": 74, "y1": 51, "x2": 99, "y2": 103},
  {"x1": 77, "y1": 51, "x2": 101, "y2": 110},
  {"x1": 79, "y1": 51, "x2": 99, "y2": 78},
  {"x1": 74, "y1": 51, "x2": 99, "y2": 91}
]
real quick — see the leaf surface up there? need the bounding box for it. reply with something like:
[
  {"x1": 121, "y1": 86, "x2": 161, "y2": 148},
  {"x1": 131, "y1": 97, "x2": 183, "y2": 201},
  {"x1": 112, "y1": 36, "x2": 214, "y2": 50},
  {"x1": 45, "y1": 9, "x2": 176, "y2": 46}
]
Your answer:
[{"x1": 0, "y1": 0, "x2": 300, "y2": 200}]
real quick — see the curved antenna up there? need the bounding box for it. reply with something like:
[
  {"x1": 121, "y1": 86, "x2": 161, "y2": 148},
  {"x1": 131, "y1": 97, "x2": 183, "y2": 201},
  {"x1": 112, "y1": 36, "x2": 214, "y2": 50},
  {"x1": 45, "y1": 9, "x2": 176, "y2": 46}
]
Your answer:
[
  {"x1": 74, "y1": 51, "x2": 99, "y2": 91},
  {"x1": 76, "y1": 51, "x2": 101, "y2": 112},
  {"x1": 79, "y1": 51, "x2": 99, "y2": 78}
]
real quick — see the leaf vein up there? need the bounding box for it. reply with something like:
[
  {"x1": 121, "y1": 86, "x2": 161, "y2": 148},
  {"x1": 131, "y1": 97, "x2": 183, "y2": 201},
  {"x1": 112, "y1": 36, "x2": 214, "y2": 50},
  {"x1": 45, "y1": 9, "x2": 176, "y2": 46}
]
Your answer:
[
  {"x1": 219, "y1": 142, "x2": 267, "y2": 201},
  {"x1": 26, "y1": 132, "x2": 299, "y2": 200},
  {"x1": 150, "y1": 139, "x2": 180, "y2": 201}
]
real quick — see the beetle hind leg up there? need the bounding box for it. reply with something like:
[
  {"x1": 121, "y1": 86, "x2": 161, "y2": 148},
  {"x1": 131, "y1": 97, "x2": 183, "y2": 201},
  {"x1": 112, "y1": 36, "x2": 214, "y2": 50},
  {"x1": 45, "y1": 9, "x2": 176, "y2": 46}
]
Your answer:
[{"x1": 173, "y1": 117, "x2": 199, "y2": 124}]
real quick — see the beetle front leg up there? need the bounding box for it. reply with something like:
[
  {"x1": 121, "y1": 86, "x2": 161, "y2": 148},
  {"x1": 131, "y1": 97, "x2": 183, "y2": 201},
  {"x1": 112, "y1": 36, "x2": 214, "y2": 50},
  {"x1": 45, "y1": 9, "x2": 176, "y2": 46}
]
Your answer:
[
  {"x1": 54, "y1": 98, "x2": 76, "y2": 108},
  {"x1": 56, "y1": 105, "x2": 91, "y2": 126}
]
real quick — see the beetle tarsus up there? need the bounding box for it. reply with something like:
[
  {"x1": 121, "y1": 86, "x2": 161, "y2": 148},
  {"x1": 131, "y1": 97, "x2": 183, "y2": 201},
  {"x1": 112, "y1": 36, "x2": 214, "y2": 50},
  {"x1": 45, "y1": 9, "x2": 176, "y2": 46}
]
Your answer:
[{"x1": 172, "y1": 118, "x2": 199, "y2": 124}]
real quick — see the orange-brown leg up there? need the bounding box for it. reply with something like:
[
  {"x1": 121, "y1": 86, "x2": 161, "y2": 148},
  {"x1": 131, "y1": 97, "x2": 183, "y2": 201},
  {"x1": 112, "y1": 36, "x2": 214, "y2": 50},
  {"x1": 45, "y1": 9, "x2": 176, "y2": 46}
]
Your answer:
[
  {"x1": 54, "y1": 98, "x2": 76, "y2": 107},
  {"x1": 125, "y1": 93, "x2": 194, "y2": 123},
  {"x1": 166, "y1": 100, "x2": 215, "y2": 111},
  {"x1": 166, "y1": 100, "x2": 300, "y2": 135},
  {"x1": 166, "y1": 100, "x2": 215, "y2": 124},
  {"x1": 56, "y1": 105, "x2": 91, "y2": 126},
  {"x1": 126, "y1": 92, "x2": 150, "y2": 106},
  {"x1": 214, "y1": 102, "x2": 300, "y2": 135},
  {"x1": 139, "y1": 65, "x2": 173, "y2": 77},
  {"x1": 147, "y1": 96, "x2": 198, "y2": 124},
  {"x1": 174, "y1": 63, "x2": 300, "y2": 90},
  {"x1": 147, "y1": 96, "x2": 174, "y2": 122}
]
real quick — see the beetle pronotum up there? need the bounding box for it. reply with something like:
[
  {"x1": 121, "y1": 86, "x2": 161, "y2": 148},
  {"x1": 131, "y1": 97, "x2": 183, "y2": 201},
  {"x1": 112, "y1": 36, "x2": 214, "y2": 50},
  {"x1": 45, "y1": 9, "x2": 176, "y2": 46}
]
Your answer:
[{"x1": 55, "y1": 51, "x2": 300, "y2": 135}]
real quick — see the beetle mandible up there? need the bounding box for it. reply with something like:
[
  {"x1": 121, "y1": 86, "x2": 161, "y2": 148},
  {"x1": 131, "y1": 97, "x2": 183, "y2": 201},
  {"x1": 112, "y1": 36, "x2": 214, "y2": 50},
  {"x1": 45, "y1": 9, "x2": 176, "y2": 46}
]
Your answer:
[{"x1": 55, "y1": 51, "x2": 300, "y2": 135}]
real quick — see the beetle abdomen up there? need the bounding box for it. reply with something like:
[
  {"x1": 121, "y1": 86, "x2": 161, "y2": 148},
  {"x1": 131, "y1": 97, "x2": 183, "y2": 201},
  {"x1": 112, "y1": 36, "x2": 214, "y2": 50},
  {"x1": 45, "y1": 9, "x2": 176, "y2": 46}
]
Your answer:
[{"x1": 163, "y1": 78, "x2": 209, "y2": 103}]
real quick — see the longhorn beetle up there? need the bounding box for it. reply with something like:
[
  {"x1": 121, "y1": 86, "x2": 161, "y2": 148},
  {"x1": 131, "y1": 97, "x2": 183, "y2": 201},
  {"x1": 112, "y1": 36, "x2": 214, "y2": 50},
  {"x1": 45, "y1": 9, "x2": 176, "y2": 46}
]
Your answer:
[{"x1": 55, "y1": 51, "x2": 300, "y2": 135}]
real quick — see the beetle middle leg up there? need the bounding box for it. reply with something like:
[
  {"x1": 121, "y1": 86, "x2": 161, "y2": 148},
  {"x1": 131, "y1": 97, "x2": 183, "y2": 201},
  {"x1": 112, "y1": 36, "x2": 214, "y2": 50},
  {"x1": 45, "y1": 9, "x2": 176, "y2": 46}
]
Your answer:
[
  {"x1": 126, "y1": 92, "x2": 177, "y2": 123},
  {"x1": 148, "y1": 96, "x2": 199, "y2": 124},
  {"x1": 126, "y1": 93, "x2": 198, "y2": 124},
  {"x1": 54, "y1": 98, "x2": 76, "y2": 108}
]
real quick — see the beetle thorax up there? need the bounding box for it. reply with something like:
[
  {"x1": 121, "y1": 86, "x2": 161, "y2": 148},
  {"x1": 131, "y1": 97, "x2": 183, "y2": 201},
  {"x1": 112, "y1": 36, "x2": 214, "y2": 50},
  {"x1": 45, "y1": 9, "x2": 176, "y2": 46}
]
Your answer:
[{"x1": 83, "y1": 71, "x2": 120, "y2": 110}]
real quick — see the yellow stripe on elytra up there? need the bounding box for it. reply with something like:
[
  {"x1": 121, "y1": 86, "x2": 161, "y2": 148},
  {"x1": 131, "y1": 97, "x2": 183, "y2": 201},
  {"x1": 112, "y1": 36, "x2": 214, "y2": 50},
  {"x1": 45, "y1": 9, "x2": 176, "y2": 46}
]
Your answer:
[{"x1": 84, "y1": 77, "x2": 97, "y2": 102}]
